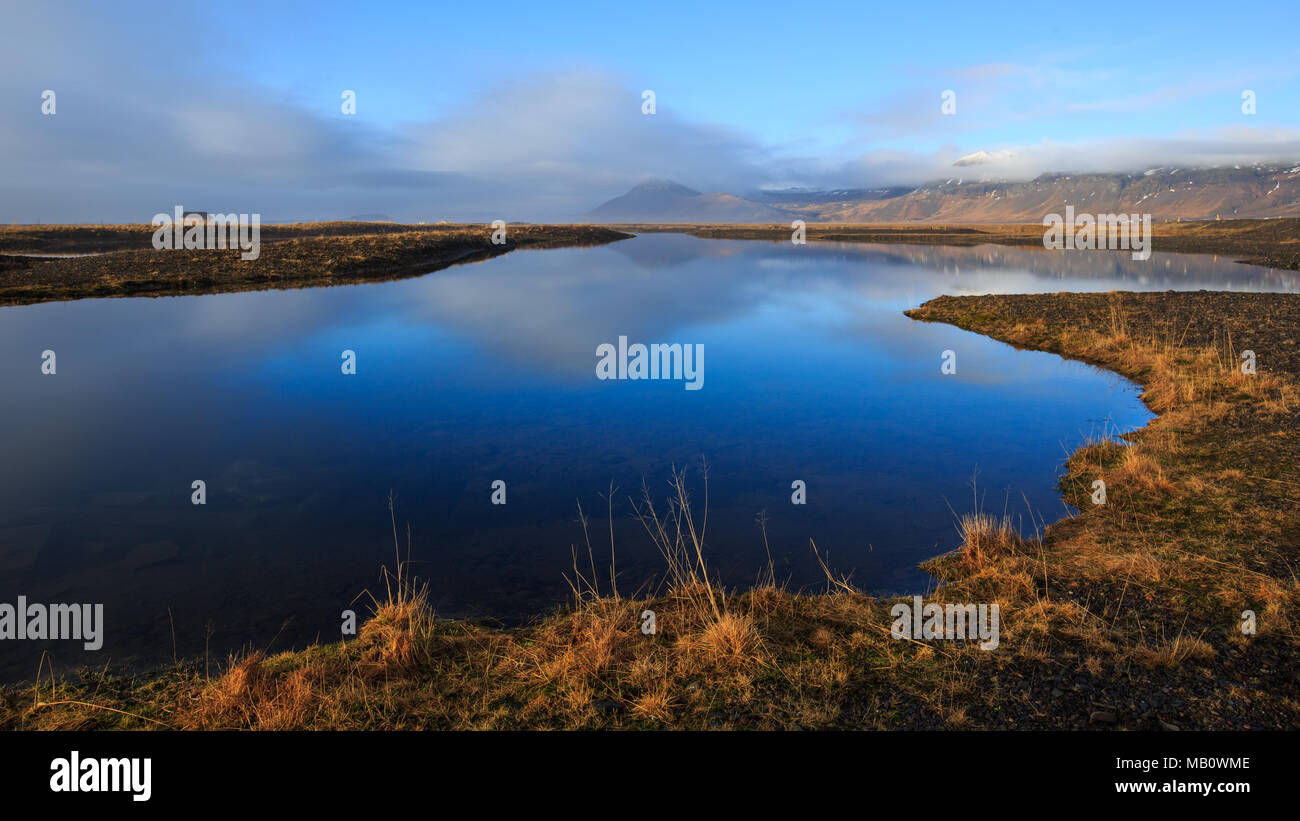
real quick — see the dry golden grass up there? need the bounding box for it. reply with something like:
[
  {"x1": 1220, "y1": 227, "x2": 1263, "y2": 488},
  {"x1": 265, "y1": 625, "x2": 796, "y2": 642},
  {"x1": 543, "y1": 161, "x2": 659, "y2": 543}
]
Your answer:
[
  {"x1": 693, "y1": 612, "x2": 762, "y2": 668},
  {"x1": 955, "y1": 512, "x2": 1028, "y2": 571},
  {"x1": 1116, "y1": 446, "x2": 1175, "y2": 493},
  {"x1": 1131, "y1": 633, "x2": 1216, "y2": 668}
]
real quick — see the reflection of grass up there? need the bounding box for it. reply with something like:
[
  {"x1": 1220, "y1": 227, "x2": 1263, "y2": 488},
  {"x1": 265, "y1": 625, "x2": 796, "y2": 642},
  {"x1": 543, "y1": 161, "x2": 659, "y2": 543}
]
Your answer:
[
  {"x1": 6, "y1": 290, "x2": 1299, "y2": 730},
  {"x1": 621, "y1": 217, "x2": 1300, "y2": 272}
]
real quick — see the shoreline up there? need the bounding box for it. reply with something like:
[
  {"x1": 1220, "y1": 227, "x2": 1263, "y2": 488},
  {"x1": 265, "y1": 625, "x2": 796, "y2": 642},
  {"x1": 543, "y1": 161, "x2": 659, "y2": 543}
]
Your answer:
[
  {"x1": 618, "y1": 217, "x2": 1300, "y2": 272},
  {"x1": 4, "y1": 288, "x2": 1296, "y2": 730},
  {"x1": 2, "y1": 217, "x2": 1299, "y2": 307},
  {"x1": 0, "y1": 223, "x2": 632, "y2": 307}
]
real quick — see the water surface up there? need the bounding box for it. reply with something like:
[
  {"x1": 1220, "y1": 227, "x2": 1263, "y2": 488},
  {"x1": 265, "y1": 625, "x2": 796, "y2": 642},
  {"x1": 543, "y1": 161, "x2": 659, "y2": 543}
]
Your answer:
[{"x1": 3, "y1": 235, "x2": 1295, "y2": 679}]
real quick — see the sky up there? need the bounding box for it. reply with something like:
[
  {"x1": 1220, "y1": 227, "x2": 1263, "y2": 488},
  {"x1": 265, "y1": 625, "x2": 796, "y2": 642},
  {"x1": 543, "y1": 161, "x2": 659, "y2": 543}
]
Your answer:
[{"x1": 3, "y1": 0, "x2": 1300, "y2": 222}]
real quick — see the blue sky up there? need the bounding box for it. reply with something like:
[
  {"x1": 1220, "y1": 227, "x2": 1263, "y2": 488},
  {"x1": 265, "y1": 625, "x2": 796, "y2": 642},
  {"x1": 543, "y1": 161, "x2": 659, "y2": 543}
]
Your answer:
[
  {"x1": 217, "y1": 0, "x2": 1300, "y2": 149},
  {"x1": 3, "y1": 0, "x2": 1299, "y2": 220}
]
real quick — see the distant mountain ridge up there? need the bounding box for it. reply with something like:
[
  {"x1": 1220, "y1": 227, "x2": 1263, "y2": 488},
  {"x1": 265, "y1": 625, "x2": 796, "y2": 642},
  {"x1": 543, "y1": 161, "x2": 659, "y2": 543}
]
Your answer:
[
  {"x1": 588, "y1": 165, "x2": 1300, "y2": 223},
  {"x1": 586, "y1": 179, "x2": 792, "y2": 222}
]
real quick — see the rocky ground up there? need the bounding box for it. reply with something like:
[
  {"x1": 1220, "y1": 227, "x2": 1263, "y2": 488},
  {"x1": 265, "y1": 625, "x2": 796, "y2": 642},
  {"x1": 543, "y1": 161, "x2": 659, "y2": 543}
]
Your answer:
[{"x1": 0, "y1": 223, "x2": 630, "y2": 306}]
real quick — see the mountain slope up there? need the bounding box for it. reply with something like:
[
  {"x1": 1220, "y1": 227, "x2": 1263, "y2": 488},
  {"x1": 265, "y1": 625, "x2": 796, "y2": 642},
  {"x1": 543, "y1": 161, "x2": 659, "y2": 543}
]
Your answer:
[
  {"x1": 590, "y1": 166, "x2": 1300, "y2": 223},
  {"x1": 811, "y1": 166, "x2": 1300, "y2": 222},
  {"x1": 587, "y1": 180, "x2": 791, "y2": 222}
]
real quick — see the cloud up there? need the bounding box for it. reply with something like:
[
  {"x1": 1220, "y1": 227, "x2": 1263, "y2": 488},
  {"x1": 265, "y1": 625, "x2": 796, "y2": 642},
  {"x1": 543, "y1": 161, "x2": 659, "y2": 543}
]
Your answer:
[
  {"x1": 400, "y1": 71, "x2": 779, "y2": 215},
  {"x1": 915, "y1": 129, "x2": 1300, "y2": 181},
  {"x1": 0, "y1": 4, "x2": 782, "y2": 222},
  {"x1": 2, "y1": 5, "x2": 1300, "y2": 223}
]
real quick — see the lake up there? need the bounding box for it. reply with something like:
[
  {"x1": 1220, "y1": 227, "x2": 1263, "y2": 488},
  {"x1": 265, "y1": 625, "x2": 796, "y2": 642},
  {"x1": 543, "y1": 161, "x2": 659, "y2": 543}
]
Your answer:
[{"x1": 2, "y1": 234, "x2": 1296, "y2": 680}]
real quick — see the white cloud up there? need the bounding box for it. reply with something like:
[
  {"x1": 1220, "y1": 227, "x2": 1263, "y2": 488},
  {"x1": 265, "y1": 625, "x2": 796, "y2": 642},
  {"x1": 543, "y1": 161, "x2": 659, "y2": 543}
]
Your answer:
[{"x1": 2, "y1": 6, "x2": 1299, "y2": 223}]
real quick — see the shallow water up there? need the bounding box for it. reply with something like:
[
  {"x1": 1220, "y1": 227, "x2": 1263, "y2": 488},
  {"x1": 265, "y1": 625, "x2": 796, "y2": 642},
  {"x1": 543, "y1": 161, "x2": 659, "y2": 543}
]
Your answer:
[{"x1": 2, "y1": 235, "x2": 1295, "y2": 680}]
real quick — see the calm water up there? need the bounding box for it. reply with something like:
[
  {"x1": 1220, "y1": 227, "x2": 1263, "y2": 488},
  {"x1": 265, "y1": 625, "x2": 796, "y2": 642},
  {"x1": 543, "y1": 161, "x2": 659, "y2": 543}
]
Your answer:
[{"x1": 2, "y1": 235, "x2": 1296, "y2": 680}]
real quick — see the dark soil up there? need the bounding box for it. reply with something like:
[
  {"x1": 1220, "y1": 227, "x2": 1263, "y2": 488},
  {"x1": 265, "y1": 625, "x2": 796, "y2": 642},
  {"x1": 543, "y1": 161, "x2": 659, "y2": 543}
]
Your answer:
[{"x1": 0, "y1": 223, "x2": 631, "y2": 306}]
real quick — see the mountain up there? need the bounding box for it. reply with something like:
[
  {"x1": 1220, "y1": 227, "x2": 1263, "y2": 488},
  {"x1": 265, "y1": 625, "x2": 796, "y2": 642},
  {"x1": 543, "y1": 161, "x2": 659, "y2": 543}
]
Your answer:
[
  {"x1": 952, "y1": 150, "x2": 1016, "y2": 167},
  {"x1": 586, "y1": 179, "x2": 791, "y2": 222},
  {"x1": 750, "y1": 186, "x2": 912, "y2": 205},
  {"x1": 806, "y1": 165, "x2": 1300, "y2": 222},
  {"x1": 588, "y1": 165, "x2": 1300, "y2": 223}
]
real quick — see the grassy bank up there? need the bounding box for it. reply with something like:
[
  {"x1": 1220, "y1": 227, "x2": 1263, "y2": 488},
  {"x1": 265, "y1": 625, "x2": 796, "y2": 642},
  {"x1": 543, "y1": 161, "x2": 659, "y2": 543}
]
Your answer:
[
  {"x1": 4, "y1": 290, "x2": 1297, "y2": 730},
  {"x1": 0, "y1": 223, "x2": 631, "y2": 306},
  {"x1": 622, "y1": 217, "x2": 1300, "y2": 272},
  {"x1": 4, "y1": 218, "x2": 1299, "y2": 308}
]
